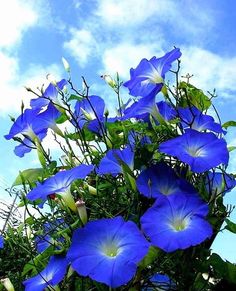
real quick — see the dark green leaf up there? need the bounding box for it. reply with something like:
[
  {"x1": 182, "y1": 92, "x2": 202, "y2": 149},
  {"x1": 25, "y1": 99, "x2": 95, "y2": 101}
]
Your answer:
[
  {"x1": 225, "y1": 218, "x2": 236, "y2": 233},
  {"x1": 56, "y1": 112, "x2": 68, "y2": 124}
]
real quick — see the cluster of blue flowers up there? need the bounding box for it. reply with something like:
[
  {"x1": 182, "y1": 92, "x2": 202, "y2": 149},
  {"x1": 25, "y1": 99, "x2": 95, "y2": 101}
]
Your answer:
[{"x1": 4, "y1": 48, "x2": 236, "y2": 289}]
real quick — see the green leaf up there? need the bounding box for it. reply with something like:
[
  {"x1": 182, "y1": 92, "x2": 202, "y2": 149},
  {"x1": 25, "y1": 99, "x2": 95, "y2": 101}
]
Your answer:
[
  {"x1": 12, "y1": 168, "x2": 44, "y2": 186},
  {"x1": 209, "y1": 253, "x2": 236, "y2": 284},
  {"x1": 68, "y1": 94, "x2": 82, "y2": 101},
  {"x1": 222, "y1": 120, "x2": 236, "y2": 129},
  {"x1": 178, "y1": 81, "x2": 211, "y2": 110},
  {"x1": 56, "y1": 112, "x2": 68, "y2": 124},
  {"x1": 227, "y1": 146, "x2": 236, "y2": 152},
  {"x1": 139, "y1": 246, "x2": 160, "y2": 269},
  {"x1": 225, "y1": 218, "x2": 236, "y2": 233}
]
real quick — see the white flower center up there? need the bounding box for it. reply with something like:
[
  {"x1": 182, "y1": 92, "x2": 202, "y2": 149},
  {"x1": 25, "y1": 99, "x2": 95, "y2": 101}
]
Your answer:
[
  {"x1": 101, "y1": 240, "x2": 120, "y2": 258},
  {"x1": 186, "y1": 146, "x2": 205, "y2": 157},
  {"x1": 170, "y1": 216, "x2": 190, "y2": 231}
]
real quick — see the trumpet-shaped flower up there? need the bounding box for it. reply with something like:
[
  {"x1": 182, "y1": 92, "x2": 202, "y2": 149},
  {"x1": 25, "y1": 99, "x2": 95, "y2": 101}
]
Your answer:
[
  {"x1": 23, "y1": 256, "x2": 68, "y2": 291},
  {"x1": 73, "y1": 95, "x2": 105, "y2": 132},
  {"x1": 137, "y1": 163, "x2": 196, "y2": 198},
  {"x1": 141, "y1": 194, "x2": 213, "y2": 252},
  {"x1": 67, "y1": 216, "x2": 149, "y2": 288},
  {"x1": 159, "y1": 129, "x2": 229, "y2": 173},
  {"x1": 27, "y1": 164, "x2": 93, "y2": 211},
  {"x1": 122, "y1": 89, "x2": 162, "y2": 121},
  {"x1": 178, "y1": 106, "x2": 224, "y2": 133},
  {"x1": 30, "y1": 79, "x2": 67, "y2": 110},
  {"x1": 98, "y1": 146, "x2": 134, "y2": 175},
  {"x1": 123, "y1": 48, "x2": 181, "y2": 98},
  {"x1": 14, "y1": 130, "x2": 47, "y2": 157},
  {"x1": 4, "y1": 108, "x2": 41, "y2": 141}
]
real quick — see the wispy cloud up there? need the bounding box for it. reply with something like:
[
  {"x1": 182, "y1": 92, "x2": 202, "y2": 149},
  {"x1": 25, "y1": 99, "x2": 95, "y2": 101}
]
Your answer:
[
  {"x1": 0, "y1": 0, "x2": 38, "y2": 48},
  {"x1": 181, "y1": 46, "x2": 236, "y2": 99},
  {"x1": 101, "y1": 43, "x2": 163, "y2": 78},
  {"x1": 0, "y1": 60, "x2": 63, "y2": 115},
  {"x1": 64, "y1": 28, "x2": 98, "y2": 67}
]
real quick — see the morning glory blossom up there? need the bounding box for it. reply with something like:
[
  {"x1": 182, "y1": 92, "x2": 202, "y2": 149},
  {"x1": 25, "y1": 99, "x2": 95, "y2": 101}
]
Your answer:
[
  {"x1": 159, "y1": 129, "x2": 229, "y2": 173},
  {"x1": 14, "y1": 130, "x2": 47, "y2": 157},
  {"x1": 73, "y1": 95, "x2": 105, "y2": 132},
  {"x1": 122, "y1": 89, "x2": 163, "y2": 122},
  {"x1": 27, "y1": 164, "x2": 93, "y2": 211},
  {"x1": 0, "y1": 235, "x2": 4, "y2": 248},
  {"x1": 141, "y1": 194, "x2": 213, "y2": 252},
  {"x1": 30, "y1": 79, "x2": 67, "y2": 110},
  {"x1": 136, "y1": 163, "x2": 197, "y2": 198},
  {"x1": 98, "y1": 146, "x2": 134, "y2": 175},
  {"x1": 206, "y1": 171, "x2": 236, "y2": 196},
  {"x1": 123, "y1": 48, "x2": 181, "y2": 98},
  {"x1": 23, "y1": 255, "x2": 68, "y2": 291},
  {"x1": 178, "y1": 106, "x2": 224, "y2": 133},
  {"x1": 4, "y1": 108, "x2": 41, "y2": 141},
  {"x1": 67, "y1": 216, "x2": 149, "y2": 288}
]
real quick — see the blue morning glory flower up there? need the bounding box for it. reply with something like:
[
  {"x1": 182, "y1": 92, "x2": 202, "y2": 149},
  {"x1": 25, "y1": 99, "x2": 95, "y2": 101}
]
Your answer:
[
  {"x1": 123, "y1": 48, "x2": 181, "y2": 98},
  {"x1": 0, "y1": 235, "x2": 4, "y2": 248},
  {"x1": 67, "y1": 216, "x2": 149, "y2": 288},
  {"x1": 98, "y1": 146, "x2": 134, "y2": 175},
  {"x1": 157, "y1": 101, "x2": 177, "y2": 122},
  {"x1": 141, "y1": 193, "x2": 213, "y2": 252},
  {"x1": 122, "y1": 89, "x2": 162, "y2": 121},
  {"x1": 178, "y1": 106, "x2": 224, "y2": 133},
  {"x1": 206, "y1": 171, "x2": 236, "y2": 196},
  {"x1": 27, "y1": 164, "x2": 93, "y2": 211},
  {"x1": 136, "y1": 163, "x2": 197, "y2": 198},
  {"x1": 4, "y1": 108, "x2": 41, "y2": 141},
  {"x1": 23, "y1": 255, "x2": 68, "y2": 291},
  {"x1": 14, "y1": 129, "x2": 47, "y2": 157},
  {"x1": 30, "y1": 79, "x2": 67, "y2": 110},
  {"x1": 159, "y1": 129, "x2": 229, "y2": 173},
  {"x1": 73, "y1": 95, "x2": 105, "y2": 132}
]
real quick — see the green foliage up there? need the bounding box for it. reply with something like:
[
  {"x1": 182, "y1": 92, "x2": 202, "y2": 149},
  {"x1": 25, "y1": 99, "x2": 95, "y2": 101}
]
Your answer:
[
  {"x1": 178, "y1": 81, "x2": 211, "y2": 110},
  {"x1": 225, "y1": 218, "x2": 236, "y2": 233}
]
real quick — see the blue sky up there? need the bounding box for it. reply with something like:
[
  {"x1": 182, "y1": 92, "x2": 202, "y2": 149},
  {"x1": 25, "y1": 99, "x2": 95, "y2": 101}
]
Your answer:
[{"x1": 1, "y1": 0, "x2": 236, "y2": 261}]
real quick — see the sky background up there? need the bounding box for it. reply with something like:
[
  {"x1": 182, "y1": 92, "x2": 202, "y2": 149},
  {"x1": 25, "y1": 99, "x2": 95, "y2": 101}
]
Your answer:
[{"x1": 1, "y1": 0, "x2": 236, "y2": 261}]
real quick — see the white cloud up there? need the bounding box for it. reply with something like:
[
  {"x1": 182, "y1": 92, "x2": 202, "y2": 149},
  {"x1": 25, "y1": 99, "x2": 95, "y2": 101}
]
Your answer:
[
  {"x1": 64, "y1": 28, "x2": 97, "y2": 66},
  {"x1": 95, "y1": 0, "x2": 173, "y2": 26},
  {"x1": 0, "y1": 0, "x2": 38, "y2": 48},
  {"x1": 101, "y1": 43, "x2": 163, "y2": 78},
  {"x1": 181, "y1": 47, "x2": 236, "y2": 98},
  {"x1": 0, "y1": 57, "x2": 63, "y2": 115},
  {"x1": 95, "y1": 0, "x2": 215, "y2": 39}
]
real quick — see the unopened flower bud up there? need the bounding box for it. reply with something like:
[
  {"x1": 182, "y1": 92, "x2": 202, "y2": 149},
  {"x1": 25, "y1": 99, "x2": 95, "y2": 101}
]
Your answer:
[
  {"x1": 62, "y1": 57, "x2": 70, "y2": 73},
  {"x1": 76, "y1": 199, "x2": 87, "y2": 225},
  {"x1": 0, "y1": 278, "x2": 15, "y2": 291},
  {"x1": 101, "y1": 74, "x2": 116, "y2": 88},
  {"x1": 87, "y1": 184, "x2": 97, "y2": 195}
]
